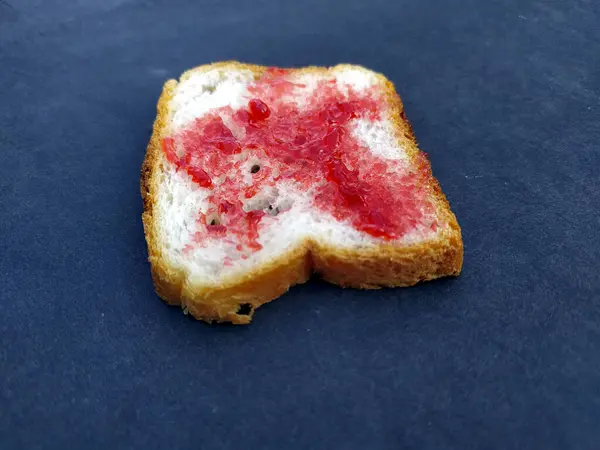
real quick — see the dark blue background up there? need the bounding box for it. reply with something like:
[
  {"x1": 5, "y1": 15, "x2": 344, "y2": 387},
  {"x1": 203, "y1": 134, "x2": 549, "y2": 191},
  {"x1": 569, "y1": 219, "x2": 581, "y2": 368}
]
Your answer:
[{"x1": 1, "y1": 0, "x2": 599, "y2": 448}]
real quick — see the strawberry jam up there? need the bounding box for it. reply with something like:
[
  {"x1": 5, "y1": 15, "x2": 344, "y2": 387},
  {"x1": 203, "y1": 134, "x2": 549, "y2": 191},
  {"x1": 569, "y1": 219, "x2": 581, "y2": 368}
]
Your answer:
[
  {"x1": 248, "y1": 99, "x2": 271, "y2": 121},
  {"x1": 163, "y1": 69, "x2": 436, "y2": 252}
]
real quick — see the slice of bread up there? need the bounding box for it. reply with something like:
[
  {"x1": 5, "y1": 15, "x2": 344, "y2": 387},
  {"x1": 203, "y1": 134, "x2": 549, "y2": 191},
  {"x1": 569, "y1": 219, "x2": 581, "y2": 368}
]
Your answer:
[{"x1": 141, "y1": 62, "x2": 463, "y2": 324}]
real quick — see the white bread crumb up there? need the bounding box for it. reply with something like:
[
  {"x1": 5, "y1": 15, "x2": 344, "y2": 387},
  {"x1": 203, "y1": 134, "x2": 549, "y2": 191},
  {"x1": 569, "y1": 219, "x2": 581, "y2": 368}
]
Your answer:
[{"x1": 155, "y1": 66, "x2": 442, "y2": 283}]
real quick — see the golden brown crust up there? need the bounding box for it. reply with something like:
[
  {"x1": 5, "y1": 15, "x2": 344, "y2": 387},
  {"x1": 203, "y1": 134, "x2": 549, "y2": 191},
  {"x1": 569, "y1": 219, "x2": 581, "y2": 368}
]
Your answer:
[{"x1": 140, "y1": 61, "x2": 463, "y2": 324}]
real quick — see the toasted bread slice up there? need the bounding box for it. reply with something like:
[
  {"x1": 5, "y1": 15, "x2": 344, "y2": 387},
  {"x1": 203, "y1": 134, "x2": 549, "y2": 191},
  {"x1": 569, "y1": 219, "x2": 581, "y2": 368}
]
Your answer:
[{"x1": 141, "y1": 62, "x2": 463, "y2": 324}]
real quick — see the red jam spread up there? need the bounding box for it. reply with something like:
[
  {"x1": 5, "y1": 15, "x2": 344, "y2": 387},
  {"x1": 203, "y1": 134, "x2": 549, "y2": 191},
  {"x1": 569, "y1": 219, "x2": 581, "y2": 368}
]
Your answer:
[{"x1": 163, "y1": 69, "x2": 436, "y2": 251}]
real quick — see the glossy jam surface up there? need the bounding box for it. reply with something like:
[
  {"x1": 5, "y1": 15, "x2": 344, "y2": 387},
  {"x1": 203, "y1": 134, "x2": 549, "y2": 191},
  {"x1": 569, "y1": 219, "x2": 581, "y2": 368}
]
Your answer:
[{"x1": 164, "y1": 69, "x2": 435, "y2": 251}]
